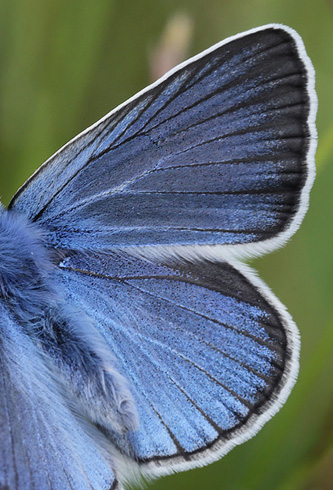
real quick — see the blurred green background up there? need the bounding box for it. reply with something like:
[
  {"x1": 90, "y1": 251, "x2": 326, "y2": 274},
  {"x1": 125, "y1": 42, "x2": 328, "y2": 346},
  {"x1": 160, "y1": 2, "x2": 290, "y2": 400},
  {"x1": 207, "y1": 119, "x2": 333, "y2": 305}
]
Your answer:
[{"x1": 0, "y1": 0, "x2": 332, "y2": 489}]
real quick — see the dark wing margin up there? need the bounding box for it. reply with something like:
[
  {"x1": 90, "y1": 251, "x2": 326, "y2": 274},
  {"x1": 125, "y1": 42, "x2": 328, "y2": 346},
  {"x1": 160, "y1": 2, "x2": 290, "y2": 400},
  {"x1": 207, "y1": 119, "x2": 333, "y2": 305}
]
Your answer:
[
  {"x1": 58, "y1": 249, "x2": 299, "y2": 476},
  {"x1": 9, "y1": 24, "x2": 316, "y2": 257}
]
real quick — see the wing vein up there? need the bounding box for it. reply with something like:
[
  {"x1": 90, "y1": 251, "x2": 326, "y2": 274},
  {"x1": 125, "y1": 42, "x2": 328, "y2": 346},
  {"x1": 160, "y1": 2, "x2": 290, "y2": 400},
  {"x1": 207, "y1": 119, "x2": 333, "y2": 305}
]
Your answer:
[
  {"x1": 138, "y1": 75, "x2": 304, "y2": 138},
  {"x1": 120, "y1": 278, "x2": 283, "y2": 360}
]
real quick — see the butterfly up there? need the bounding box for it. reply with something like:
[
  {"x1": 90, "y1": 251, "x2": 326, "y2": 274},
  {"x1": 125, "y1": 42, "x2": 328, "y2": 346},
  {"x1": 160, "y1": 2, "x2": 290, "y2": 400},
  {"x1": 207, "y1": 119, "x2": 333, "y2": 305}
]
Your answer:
[{"x1": 0, "y1": 23, "x2": 317, "y2": 490}]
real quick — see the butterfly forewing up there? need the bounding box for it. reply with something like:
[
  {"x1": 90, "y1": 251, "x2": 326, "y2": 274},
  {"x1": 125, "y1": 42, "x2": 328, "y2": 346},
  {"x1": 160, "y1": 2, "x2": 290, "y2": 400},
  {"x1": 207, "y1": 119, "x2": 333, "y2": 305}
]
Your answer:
[{"x1": 10, "y1": 26, "x2": 315, "y2": 255}]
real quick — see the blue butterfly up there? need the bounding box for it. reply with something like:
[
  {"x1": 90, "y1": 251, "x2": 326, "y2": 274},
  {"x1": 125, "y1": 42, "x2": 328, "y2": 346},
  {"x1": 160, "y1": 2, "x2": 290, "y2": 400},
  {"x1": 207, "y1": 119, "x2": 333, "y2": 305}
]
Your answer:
[{"x1": 0, "y1": 24, "x2": 317, "y2": 490}]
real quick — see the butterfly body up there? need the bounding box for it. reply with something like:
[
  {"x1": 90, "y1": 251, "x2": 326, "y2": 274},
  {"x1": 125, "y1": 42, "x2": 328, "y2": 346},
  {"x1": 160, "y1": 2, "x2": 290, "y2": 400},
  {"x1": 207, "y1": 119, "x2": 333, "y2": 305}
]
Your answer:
[
  {"x1": 0, "y1": 208, "x2": 137, "y2": 440},
  {"x1": 0, "y1": 24, "x2": 316, "y2": 490},
  {"x1": 0, "y1": 209, "x2": 53, "y2": 313}
]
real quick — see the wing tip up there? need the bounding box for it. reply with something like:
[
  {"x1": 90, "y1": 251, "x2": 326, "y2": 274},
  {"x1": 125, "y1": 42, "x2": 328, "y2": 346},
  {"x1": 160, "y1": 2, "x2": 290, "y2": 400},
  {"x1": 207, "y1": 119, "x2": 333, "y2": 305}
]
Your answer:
[{"x1": 193, "y1": 23, "x2": 317, "y2": 262}]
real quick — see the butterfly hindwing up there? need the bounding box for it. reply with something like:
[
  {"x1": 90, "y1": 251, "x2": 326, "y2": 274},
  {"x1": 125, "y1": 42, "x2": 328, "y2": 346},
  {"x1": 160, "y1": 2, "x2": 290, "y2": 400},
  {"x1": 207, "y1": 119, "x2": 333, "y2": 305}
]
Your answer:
[
  {"x1": 10, "y1": 25, "x2": 315, "y2": 254},
  {"x1": 58, "y1": 249, "x2": 298, "y2": 474}
]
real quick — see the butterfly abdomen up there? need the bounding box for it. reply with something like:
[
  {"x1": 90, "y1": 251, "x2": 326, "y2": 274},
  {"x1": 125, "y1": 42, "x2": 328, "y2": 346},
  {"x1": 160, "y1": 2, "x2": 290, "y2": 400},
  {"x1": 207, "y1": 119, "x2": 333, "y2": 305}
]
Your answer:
[
  {"x1": 0, "y1": 208, "x2": 138, "y2": 435},
  {"x1": 39, "y1": 303, "x2": 139, "y2": 434}
]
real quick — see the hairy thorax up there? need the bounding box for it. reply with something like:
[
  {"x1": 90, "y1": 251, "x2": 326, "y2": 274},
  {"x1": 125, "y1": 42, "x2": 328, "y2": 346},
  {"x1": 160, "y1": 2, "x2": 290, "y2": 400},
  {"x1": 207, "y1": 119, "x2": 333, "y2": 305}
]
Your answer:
[
  {"x1": 0, "y1": 207, "x2": 137, "y2": 435},
  {"x1": 0, "y1": 208, "x2": 57, "y2": 316}
]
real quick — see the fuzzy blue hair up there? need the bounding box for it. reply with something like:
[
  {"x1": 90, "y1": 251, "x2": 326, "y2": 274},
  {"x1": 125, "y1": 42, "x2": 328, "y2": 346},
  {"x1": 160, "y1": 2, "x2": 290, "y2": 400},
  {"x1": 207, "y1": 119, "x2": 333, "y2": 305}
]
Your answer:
[{"x1": 0, "y1": 208, "x2": 138, "y2": 434}]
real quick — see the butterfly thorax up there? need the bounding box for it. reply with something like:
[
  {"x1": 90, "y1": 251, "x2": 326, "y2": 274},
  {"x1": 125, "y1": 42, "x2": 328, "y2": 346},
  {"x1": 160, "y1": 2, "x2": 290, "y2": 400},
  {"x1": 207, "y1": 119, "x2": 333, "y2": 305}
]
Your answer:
[
  {"x1": 0, "y1": 208, "x2": 138, "y2": 435},
  {"x1": 0, "y1": 209, "x2": 57, "y2": 318}
]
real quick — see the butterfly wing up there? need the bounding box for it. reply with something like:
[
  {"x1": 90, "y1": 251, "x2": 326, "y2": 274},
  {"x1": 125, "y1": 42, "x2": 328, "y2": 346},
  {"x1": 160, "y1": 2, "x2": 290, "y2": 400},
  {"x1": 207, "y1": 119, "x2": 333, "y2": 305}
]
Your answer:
[
  {"x1": 6, "y1": 23, "x2": 315, "y2": 483},
  {"x1": 0, "y1": 302, "x2": 122, "y2": 490},
  {"x1": 9, "y1": 25, "x2": 316, "y2": 256},
  {"x1": 57, "y1": 249, "x2": 299, "y2": 475}
]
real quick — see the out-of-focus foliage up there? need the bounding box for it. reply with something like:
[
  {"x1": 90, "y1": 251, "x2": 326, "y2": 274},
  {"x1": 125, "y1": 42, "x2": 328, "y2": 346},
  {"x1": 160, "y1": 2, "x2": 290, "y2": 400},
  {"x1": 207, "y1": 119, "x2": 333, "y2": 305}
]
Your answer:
[{"x1": 0, "y1": 1, "x2": 332, "y2": 489}]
